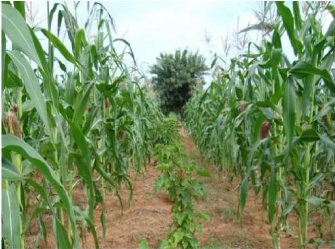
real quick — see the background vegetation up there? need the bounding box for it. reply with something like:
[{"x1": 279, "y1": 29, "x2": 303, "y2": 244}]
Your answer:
[{"x1": 151, "y1": 49, "x2": 208, "y2": 114}]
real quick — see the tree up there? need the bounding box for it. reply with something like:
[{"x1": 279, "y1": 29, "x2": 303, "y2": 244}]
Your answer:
[{"x1": 151, "y1": 49, "x2": 208, "y2": 113}]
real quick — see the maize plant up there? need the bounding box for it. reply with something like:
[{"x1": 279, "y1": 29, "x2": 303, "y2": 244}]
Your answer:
[
  {"x1": 185, "y1": 2, "x2": 335, "y2": 248},
  {"x1": 2, "y1": 2, "x2": 163, "y2": 248}
]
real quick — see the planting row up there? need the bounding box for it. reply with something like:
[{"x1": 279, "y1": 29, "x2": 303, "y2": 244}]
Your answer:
[
  {"x1": 185, "y1": 2, "x2": 335, "y2": 249},
  {"x1": 2, "y1": 2, "x2": 163, "y2": 248},
  {"x1": 140, "y1": 116, "x2": 210, "y2": 249}
]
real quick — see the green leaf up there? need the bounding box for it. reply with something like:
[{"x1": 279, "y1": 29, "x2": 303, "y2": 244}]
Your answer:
[
  {"x1": 282, "y1": 201, "x2": 296, "y2": 216},
  {"x1": 73, "y1": 83, "x2": 94, "y2": 126},
  {"x1": 299, "y1": 129, "x2": 320, "y2": 142},
  {"x1": 239, "y1": 23, "x2": 275, "y2": 33},
  {"x1": 2, "y1": 4, "x2": 41, "y2": 65},
  {"x1": 85, "y1": 218, "x2": 100, "y2": 249},
  {"x1": 93, "y1": 158, "x2": 124, "y2": 212},
  {"x1": 26, "y1": 179, "x2": 52, "y2": 209},
  {"x1": 41, "y1": 28, "x2": 82, "y2": 69},
  {"x1": 6, "y1": 68, "x2": 23, "y2": 88},
  {"x1": 289, "y1": 61, "x2": 335, "y2": 94},
  {"x1": 154, "y1": 176, "x2": 165, "y2": 193},
  {"x1": 255, "y1": 100, "x2": 275, "y2": 109},
  {"x1": 320, "y1": 134, "x2": 335, "y2": 151},
  {"x1": 308, "y1": 174, "x2": 325, "y2": 189},
  {"x1": 198, "y1": 211, "x2": 211, "y2": 221},
  {"x1": 308, "y1": 196, "x2": 326, "y2": 206},
  {"x1": 292, "y1": 2, "x2": 302, "y2": 31},
  {"x1": 100, "y1": 208, "x2": 107, "y2": 240},
  {"x1": 158, "y1": 239, "x2": 170, "y2": 249},
  {"x1": 239, "y1": 176, "x2": 249, "y2": 214},
  {"x1": 156, "y1": 163, "x2": 170, "y2": 172},
  {"x1": 124, "y1": 175, "x2": 134, "y2": 206},
  {"x1": 2, "y1": 135, "x2": 79, "y2": 248},
  {"x1": 29, "y1": 28, "x2": 60, "y2": 109},
  {"x1": 13, "y1": 1, "x2": 25, "y2": 19},
  {"x1": 74, "y1": 28, "x2": 87, "y2": 58},
  {"x1": 2, "y1": 157, "x2": 23, "y2": 181},
  {"x1": 196, "y1": 168, "x2": 212, "y2": 177},
  {"x1": 2, "y1": 184, "x2": 21, "y2": 249},
  {"x1": 54, "y1": 218, "x2": 72, "y2": 249},
  {"x1": 70, "y1": 122, "x2": 94, "y2": 221},
  {"x1": 324, "y1": 20, "x2": 335, "y2": 38},
  {"x1": 8, "y1": 50, "x2": 51, "y2": 138},
  {"x1": 313, "y1": 100, "x2": 335, "y2": 122},
  {"x1": 276, "y1": 2, "x2": 302, "y2": 56},
  {"x1": 173, "y1": 230, "x2": 184, "y2": 244},
  {"x1": 282, "y1": 76, "x2": 296, "y2": 153},
  {"x1": 82, "y1": 107, "x2": 99, "y2": 135},
  {"x1": 175, "y1": 213, "x2": 185, "y2": 225},
  {"x1": 268, "y1": 166, "x2": 277, "y2": 222},
  {"x1": 272, "y1": 28, "x2": 282, "y2": 49},
  {"x1": 139, "y1": 238, "x2": 149, "y2": 249}
]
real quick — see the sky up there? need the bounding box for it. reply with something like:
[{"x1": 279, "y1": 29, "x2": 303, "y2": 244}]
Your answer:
[
  {"x1": 29, "y1": 1, "x2": 263, "y2": 77},
  {"x1": 99, "y1": 1, "x2": 260, "y2": 71},
  {"x1": 28, "y1": 1, "x2": 333, "y2": 83}
]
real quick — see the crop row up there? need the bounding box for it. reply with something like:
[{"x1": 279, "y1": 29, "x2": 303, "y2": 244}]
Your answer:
[{"x1": 185, "y1": 2, "x2": 335, "y2": 248}]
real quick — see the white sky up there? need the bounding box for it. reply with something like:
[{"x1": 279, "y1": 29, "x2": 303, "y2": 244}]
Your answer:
[
  {"x1": 27, "y1": 1, "x2": 333, "y2": 83},
  {"x1": 29, "y1": 1, "x2": 263, "y2": 75},
  {"x1": 101, "y1": 1, "x2": 260, "y2": 71}
]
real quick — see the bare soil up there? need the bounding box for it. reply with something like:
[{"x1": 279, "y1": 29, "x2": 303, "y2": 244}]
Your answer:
[
  {"x1": 25, "y1": 128, "x2": 332, "y2": 248},
  {"x1": 25, "y1": 163, "x2": 173, "y2": 249}
]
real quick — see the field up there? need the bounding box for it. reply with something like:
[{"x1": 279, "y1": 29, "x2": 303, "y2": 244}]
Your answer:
[
  {"x1": 1, "y1": 1, "x2": 335, "y2": 249},
  {"x1": 23, "y1": 128, "x2": 305, "y2": 249}
]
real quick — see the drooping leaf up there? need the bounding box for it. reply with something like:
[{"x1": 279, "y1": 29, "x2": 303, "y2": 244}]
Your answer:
[
  {"x1": 308, "y1": 196, "x2": 326, "y2": 206},
  {"x1": 289, "y1": 61, "x2": 335, "y2": 94},
  {"x1": 8, "y1": 51, "x2": 51, "y2": 138},
  {"x1": 54, "y1": 218, "x2": 72, "y2": 249},
  {"x1": 313, "y1": 100, "x2": 335, "y2": 122},
  {"x1": 85, "y1": 218, "x2": 99, "y2": 249},
  {"x1": 2, "y1": 184, "x2": 21, "y2": 249},
  {"x1": 2, "y1": 157, "x2": 23, "y2": 181},
  {"x1": 320, "y1": 134, "x2": 335, "y2": 151},
  {"x1": 69, "y1": 122, "x2": 94, "y2": 221},
  {"x1": 100, "y1": 208, "x2": 107, "y2": 240},
  {"x1": 2, "y1": 4, "x2": 41, "y2": 65},
  {"x1": 2, "y1": 135, "x2": 79, "y2": 248},
  {"x1": 41, "y1": 28, "x2": 82, "y2": 70}
]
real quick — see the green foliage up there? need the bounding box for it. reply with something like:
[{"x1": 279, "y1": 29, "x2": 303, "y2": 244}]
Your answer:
[
  {"x1": 2, "y1": 2, "x2": 164, "y2": 248},
  {"x1": 151, "y1": 49, "x2": 208, "y2": 113},
  {"x1": 152, "y1": 116, "x2": 181, "y2": 146},
  {"x1": 185, "y1": 2, "x2": 335, "y2": 249},
  {"x1": 153, "y1": 118, "x2": 210, "y2": 249},
  {"x1": 139, "y1": 238, "x2": 150, "y2": 249}
]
